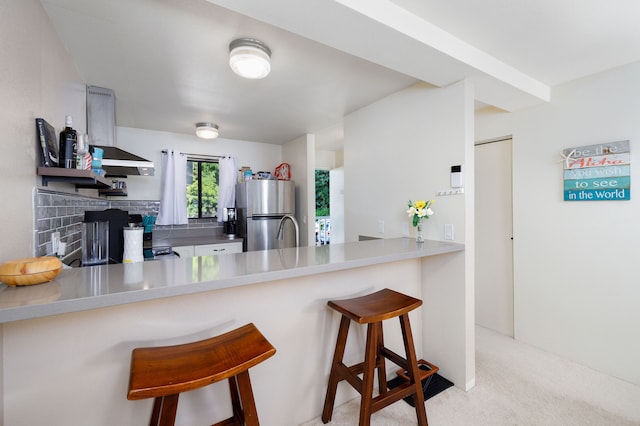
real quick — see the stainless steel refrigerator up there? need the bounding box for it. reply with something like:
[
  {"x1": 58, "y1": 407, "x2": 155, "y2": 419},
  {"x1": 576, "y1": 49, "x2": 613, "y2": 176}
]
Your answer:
[{"x1": 236, "y1": 180, "x2": 297, "y2": 251}]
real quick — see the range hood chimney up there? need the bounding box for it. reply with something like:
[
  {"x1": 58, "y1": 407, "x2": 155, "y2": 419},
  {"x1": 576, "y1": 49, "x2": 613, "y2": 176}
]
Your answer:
[{"x1": 86, "y1": 85, "x2": 154, "y2": 177}]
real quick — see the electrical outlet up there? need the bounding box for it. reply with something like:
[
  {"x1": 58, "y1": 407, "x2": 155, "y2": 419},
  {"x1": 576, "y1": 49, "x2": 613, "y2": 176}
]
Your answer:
[
  {"x1": 444, "y1": 224, "x2": 454, "y2": 240},
  {"x1": 401, "y1": 223, "x2": 409, "y2": 236},
  {"x1": 51, "y1": 232, "x2": 60, "y2": 253},
  {"x1": 378, "y1": 220, "x2": 385, "y2": 234}
]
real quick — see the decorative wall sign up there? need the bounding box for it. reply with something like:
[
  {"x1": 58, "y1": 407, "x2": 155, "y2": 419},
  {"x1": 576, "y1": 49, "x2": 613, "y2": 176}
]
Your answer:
[{"x1": 562, "y1": 140, "x2": 630, "y2": 201}]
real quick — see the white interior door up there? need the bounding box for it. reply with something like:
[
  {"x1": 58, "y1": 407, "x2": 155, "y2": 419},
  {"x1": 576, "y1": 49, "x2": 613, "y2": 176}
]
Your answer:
[{"x1": 475, "y1": 138, "x2": 514, "y2": 336}]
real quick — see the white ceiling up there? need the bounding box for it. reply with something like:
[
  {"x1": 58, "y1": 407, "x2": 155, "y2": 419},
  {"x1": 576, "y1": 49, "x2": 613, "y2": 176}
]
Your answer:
[{"x1": 40, "y1": 0, "x2": 640, "y2": 150}]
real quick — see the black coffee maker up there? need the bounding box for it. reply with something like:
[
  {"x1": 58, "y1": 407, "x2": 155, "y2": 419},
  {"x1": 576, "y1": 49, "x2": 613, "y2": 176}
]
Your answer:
[
  {"x1": 84, "y1": 208, "x2": 129, "y2": 263},
  {"x1": 223, "y1": 207, "x2": 237, "y2": 237}
]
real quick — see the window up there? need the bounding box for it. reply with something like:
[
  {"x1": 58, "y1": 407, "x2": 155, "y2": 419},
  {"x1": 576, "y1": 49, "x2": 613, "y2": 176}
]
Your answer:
[
  {"x1": 315, "y1": 169, "x2": 330, "y2": 245},
  {"x1": 315, "y1": 169, "x2": 330, "y2": 217},
  {"x1": 187, "y1": 159, "x2": 219, "y2": 219}
]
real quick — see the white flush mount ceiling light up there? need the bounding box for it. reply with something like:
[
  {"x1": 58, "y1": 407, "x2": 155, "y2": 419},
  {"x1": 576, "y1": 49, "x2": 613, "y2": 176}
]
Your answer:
[
  {"x1": 195, "y1": 122, "x2": 219, "y2": 139},
  {"x1": 229, "y1": 38, "x2": 271, "y2": 79}
]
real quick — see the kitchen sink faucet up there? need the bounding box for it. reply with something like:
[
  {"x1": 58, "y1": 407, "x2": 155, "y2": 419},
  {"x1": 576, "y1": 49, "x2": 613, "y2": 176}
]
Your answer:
[{"x1": 276, "y1": 214, "x2": 299, "y2": 248}]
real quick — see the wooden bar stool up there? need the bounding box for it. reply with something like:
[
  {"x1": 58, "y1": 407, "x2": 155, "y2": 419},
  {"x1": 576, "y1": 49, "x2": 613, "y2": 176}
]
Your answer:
[
  {"x1": 322, "y1": 288, "x2": 428, "y2": 426},
  {"x1": 127, "y1": 323, "x2": 276, "y2": 426}
]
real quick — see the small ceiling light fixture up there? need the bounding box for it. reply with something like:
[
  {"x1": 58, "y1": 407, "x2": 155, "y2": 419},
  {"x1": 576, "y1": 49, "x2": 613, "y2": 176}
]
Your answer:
[
  {"x1": 229, "y1": 38, "x2": 271, "y2": 79},
  {"x1": 195, "y1": 122, "x2": 219, "y2": 139}
]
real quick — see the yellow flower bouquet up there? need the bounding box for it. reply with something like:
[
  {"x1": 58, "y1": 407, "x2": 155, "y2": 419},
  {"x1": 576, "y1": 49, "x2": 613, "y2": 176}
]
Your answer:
[{"x1": 407, "y1": 199, "x2": 434, "y2": 227}]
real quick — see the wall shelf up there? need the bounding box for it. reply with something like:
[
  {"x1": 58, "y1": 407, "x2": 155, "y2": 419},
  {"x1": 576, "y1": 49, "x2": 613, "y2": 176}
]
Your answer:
[
  {"x1": 98, "y1": 188, "x2": 128, "y2": 197},
  {"x1": 36, "y1": 167, "x2": 111, "y2": 189}
]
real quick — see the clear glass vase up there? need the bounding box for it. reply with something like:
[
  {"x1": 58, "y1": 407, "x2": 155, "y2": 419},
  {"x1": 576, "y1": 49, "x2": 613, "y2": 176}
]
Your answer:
[{"x1": 416, "y1": 219, "x2": 424, "y2": 243}]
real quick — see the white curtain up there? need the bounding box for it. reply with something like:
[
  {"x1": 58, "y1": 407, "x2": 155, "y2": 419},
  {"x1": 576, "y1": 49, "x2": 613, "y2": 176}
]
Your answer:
[
  {"x1": 156, "y1": 149, "x2": 188, "y2": 225},
  {"x1": 217, "y1": 156, "x2": 237, "y2": 222}
]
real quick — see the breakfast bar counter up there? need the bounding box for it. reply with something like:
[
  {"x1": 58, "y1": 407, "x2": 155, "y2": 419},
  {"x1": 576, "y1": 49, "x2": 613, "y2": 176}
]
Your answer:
[
  {"x1": 0, "y1": 238, "x2": 462, "y2": 323},
  {"x1": 0, "y1": 238, "x2": 472, "y2": 425}
]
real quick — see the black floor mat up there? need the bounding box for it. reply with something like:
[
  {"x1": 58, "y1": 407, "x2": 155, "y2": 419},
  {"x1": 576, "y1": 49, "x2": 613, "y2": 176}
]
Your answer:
[{"x1": 387, "y1": 373, "x2": 454, "y2": 407}]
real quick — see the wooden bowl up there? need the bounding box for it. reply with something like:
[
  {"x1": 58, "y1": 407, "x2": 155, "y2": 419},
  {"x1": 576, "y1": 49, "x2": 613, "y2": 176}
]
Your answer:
[{"x1": 0, "y1": 256, "x2": 63, "y2": 286}]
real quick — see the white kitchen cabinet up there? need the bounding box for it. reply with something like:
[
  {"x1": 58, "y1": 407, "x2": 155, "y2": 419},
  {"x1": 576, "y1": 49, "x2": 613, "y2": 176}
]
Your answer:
[
  {"x1": 194, "y1": 242, "x2": 242, "y2": 256},
  {"x1": 172, "y1": 245, "x2": 195, "y2": 258}
]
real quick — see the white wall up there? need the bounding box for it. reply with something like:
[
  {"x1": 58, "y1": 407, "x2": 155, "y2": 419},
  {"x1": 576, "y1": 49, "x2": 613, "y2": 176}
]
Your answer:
[
  {"x1": 344, "y1": 82, "x2": 470, "y2": 243},
  {"x1": 116, "y1": 127, "x2": 283, "y2": 200},
  {"x1": 0, "y1": 0, "x2": 86, "y2": 421},
  {"x1": 343, "y1": 80, "x2": 476, "y2": 388},
  {"x1": 315, "y1": 149, "x2": 336, "y2": 170},
  {"x1": 329, "y1": 167, "x2": 345, "y2": 244},
  {"x1": 476, "y1": 61, "x2": 640, "y2": 386},
  {"x1": 0, "y1": 0, "x2": 86, "y2": 261},
  {"x1": 283, "y1": 134, "x2": 315, "y2": 247}
]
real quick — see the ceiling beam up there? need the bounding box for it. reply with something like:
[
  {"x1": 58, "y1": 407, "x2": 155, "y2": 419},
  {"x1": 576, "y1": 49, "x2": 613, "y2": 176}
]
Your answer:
[{"x1": 207, "y1": 0, "x2": 550, "y2": 111}]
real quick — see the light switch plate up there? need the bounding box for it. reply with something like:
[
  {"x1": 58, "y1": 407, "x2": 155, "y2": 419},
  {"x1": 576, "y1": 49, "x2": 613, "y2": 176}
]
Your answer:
[{"x1": 444, "y1": 224, "x2": 454, "y2": 240}]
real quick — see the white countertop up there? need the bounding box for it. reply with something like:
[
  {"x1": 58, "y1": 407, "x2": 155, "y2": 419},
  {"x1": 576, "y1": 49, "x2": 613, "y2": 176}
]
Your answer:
[{"x1": 0, "y1": 238, "x2": 463, "y2": 323}]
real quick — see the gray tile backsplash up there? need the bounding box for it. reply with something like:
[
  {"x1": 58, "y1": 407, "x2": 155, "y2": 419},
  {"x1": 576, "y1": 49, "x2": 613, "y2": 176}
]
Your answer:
[{"x1": 33, "y1": 188, "x2": 220, "y2": 257}]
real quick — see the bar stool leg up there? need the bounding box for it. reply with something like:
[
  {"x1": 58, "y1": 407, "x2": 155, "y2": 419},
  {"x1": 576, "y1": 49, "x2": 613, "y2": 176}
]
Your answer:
[
  {"x1": 228, "y1": 376, "x2": 244, "y2": 424},
  {"x1": 399, "y1": 313, "x2": 428, "y2": 425},
  {"x1": 322, "y1": 315, "x2": 351, "y2": 423},
  {"x1": 150, "y1": 398, "x2": 162, "y2": 426},
  {"x1": 358, "y1": 322, "x2": 379, "y2": 426},
  {"x1": 150, "y1": 394, "x2": 179, "y2": 426},
  {"x1": 375, "y1": 322, "x2": 387, "y2": 397},
  {"x1": 236, "y1": 370, "x2": 260, "y2": 426}
]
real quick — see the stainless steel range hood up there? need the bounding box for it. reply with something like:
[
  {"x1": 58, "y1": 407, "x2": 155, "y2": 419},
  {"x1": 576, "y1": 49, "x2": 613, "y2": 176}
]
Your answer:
[
  {"x1": 95, "y1": 146, "x2": 154, "y2": 177},
  {"x1": 87, "y1": 85, "x2": 154, "y2": 177}
]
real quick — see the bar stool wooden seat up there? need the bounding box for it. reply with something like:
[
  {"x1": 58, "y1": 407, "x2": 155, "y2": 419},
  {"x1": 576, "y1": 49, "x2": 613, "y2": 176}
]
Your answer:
[
  {"x1": 322, "y1": 288, "x2": 428, "y2": 426},
  {"x1": 127, "y1": 323, "x2": 276, "y2": 426}
]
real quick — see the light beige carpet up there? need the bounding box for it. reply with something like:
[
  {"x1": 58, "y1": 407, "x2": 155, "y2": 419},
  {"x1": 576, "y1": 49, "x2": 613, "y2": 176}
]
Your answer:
[{"x1": 302, "y1": 326, "x2": 640, "y2": 425}]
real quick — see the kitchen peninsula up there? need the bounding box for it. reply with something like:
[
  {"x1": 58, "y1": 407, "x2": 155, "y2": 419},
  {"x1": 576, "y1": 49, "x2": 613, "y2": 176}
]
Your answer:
[{"x1": 0, "y1": 238, "x2": 469, "y2": 425}]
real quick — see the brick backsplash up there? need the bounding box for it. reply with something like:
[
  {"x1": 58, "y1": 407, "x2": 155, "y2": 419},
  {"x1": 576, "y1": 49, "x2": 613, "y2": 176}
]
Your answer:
[{"x1": 33, "y1": 188, "x2": 221, "y2": 257}]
